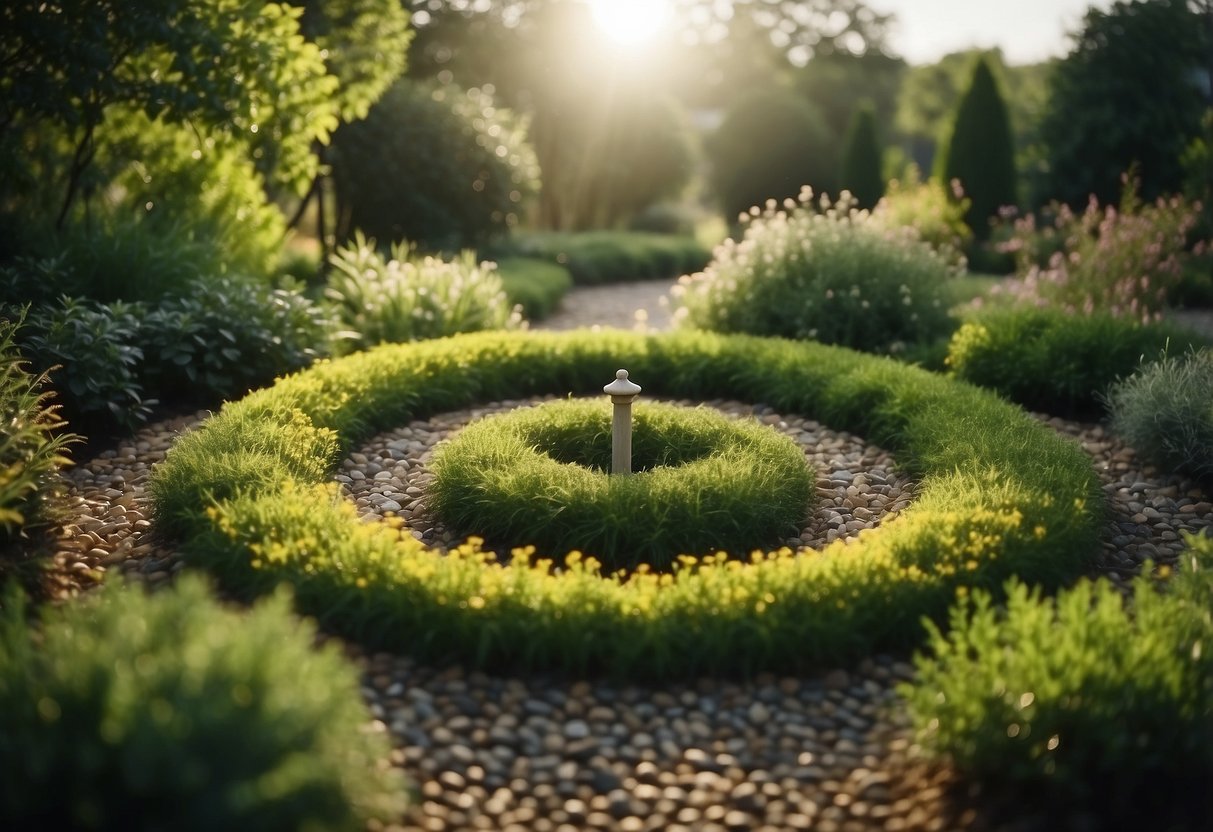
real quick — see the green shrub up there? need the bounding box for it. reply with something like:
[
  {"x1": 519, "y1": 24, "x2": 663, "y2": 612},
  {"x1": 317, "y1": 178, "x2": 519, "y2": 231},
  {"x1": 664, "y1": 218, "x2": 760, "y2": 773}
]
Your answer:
[
  {"x1": 904, "y1": 532, "x2": 1213, "y2": 828},
  {"x1": 934, "y1": 55, "x2": 1018, "y2": 239},
  {"x1": 326, "y1": 235, "x2": 520, "y2": 350},
  {"x1": 946, "y1": 306, "x2": 1208, "y2": 418},
  {"x1": 839, "y1": 105, "x2": 884, "y2": 210},
  {"x1": 430, "y1": 399, "x2": 814, "y2": 571},
  {"x1": 0, "y1": 575, "x2": 406, "y2": 829},
  {"x1": 150, "y1": 329, "x2": 1102, "y2": 678},
  {"x1": 628, "y1": 202, "x2": 701, "y2": 237},
  {"x1": 501, "y1": 231, "x2": 710, "y2": 286},
  {"x1": 870, "y1": 166, "x2": 972, "y2": 266},
  {"x1": 494, "y1": 257, "x2": 573, "y2": 321},
  {"x1": 673, "y1": 190, "x2": 958, "y2": 354},
  {"x1": 0, "y1": 315, "x2": 77, "y2": 551},
  {"x1": 1106, "y1": 348, "x2": 1213, "y2": 485},
  {"x1": 707, "y1": 89, "x2": 836, "y2": 221},
  {"x1": 330, "y1": 80, "x2": 539, "y2": 250}
]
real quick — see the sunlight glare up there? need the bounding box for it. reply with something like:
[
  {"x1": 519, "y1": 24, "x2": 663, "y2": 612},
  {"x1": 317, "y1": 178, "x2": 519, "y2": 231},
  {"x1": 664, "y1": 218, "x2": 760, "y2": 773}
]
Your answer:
[{"x1": 589, "y1": 0, "x2": 671, "y2": 46}]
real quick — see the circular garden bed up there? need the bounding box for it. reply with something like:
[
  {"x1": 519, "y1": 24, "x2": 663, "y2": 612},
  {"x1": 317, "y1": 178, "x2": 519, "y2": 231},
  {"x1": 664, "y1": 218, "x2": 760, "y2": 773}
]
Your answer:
[{"x1": 150, "y1": 330, "x2": 1103, "y2": 678}]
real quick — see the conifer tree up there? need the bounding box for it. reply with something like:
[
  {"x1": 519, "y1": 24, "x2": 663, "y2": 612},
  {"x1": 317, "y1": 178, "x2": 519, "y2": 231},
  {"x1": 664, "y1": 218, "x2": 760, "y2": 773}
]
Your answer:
[
  {"x1": 934, "y1": 56, "x2": 1017, "y2": 239},
  {"x1": 840, "y1": 105, "x2": 885, "y2": 209}
]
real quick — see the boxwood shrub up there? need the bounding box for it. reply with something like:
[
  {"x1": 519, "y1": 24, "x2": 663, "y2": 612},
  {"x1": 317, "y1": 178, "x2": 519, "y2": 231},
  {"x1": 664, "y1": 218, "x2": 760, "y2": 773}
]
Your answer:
[
  {"x1": 151, "y1": 330, "x2": 1102, "y2": 678},
  {"x1": 904, "y1": 532, "x2": 1213, "y2": 829},
  {"x1": 0, "y1": 575, "x2": 406, "y2": 829},
  {"x1": 947, "y1": 306, "x2": 1209, "y2": 418}
]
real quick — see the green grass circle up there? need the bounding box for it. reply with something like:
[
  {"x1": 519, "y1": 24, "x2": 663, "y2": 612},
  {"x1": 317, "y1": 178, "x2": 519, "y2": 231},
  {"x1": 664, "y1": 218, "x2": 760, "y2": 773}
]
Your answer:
[
  {"x1": 429, "y1": 399, "x2": 815, "y2": 570},
  {"x1": 151, "y1": 330, "x2": 1103, "y2": 678}
]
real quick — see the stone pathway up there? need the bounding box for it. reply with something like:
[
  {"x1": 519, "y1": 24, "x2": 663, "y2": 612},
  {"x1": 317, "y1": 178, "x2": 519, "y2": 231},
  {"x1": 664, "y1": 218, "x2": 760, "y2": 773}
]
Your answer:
[{"x1": 536, "y1": 280, "x2": 677, "y2": 332}]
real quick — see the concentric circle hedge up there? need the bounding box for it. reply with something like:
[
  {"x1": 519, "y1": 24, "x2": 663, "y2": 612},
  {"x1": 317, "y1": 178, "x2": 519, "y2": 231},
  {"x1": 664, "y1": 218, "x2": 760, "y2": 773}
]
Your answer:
[
  {"x1": 429, "y1": 399, "x2": 815, "y2": 570},
  {"x1": 150, "y1": 330, "x2": 1103, "y2": 678}
]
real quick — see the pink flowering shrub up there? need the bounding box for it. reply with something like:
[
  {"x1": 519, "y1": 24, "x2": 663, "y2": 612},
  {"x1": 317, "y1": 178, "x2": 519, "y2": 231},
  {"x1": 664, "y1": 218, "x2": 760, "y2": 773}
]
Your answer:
[
  {"x1": 993, "y1": 179, "x2": 1205, "y2": 322},
  {"x1": 870, "y1": 166, "x2": 972, "y2": 267}
]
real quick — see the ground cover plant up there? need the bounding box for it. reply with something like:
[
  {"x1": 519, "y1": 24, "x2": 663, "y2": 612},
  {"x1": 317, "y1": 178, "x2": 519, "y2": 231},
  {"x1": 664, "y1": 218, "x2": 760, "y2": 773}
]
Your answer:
[
  {"x1": 430, "y1": 399, "x2": 814, "y2": 570},
  {"x1": 326, "y1": 234, "x2": 521, "y2": 350},
  {"x1": 499, "y1": 231, "x2": 710, "y2": 285},
  {"x1": 673, "y1": 190, "x2": 958, "y2": 354},
  {"x1": 150, "y1": 329, "x2": 1102, "y2": 678},
  {"x1": 904, "y1": 532, "x2": 1213, "y2": 829},
  {"x1": 494, "y1": 257, "x2": 573, "y2": 321},
  {"x1": 946, "y1": 306, "x2": 1209, "y2": 418},
  {"x1": 1106, "y1": 348, "x2": 1213, "y2": 486},
  {"x1": 0, "y1": 575, "x2": 406, "y2": 830}
]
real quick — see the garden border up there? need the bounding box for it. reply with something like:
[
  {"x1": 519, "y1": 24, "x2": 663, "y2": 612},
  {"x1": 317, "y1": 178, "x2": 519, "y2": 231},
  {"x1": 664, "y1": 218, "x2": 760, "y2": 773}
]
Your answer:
[{"x1": 151, "y1": 330, "x2": 1103, "y2": 678}]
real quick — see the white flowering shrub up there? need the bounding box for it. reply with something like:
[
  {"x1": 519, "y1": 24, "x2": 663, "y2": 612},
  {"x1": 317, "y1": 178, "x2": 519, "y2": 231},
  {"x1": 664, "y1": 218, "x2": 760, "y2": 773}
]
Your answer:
[
  {"x1": 327, "y1": 233, "x2": 522, "y2": 350},
  {"x1": 672, "y1": 190, "x2": 960, "y2": 353}
]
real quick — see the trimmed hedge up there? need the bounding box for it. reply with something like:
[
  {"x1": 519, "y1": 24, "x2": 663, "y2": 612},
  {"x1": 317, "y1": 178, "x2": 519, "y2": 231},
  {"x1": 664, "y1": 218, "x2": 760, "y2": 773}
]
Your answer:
[
  {"x1": 151, "y1": 330, "x2": 1102, "y2": 678},
  {"x1": 946, "y1": 306, "x2": 1209, "y2": 418},
  {"x1": 500, "y1": 231, "x2": 710, "y2": 286},
  {"x1": 430, "y1": 399, "x2": 815, "y2": 571},
  {"x1": 0, "y1": 575, "x2": 405, "y2": 829},
  {"x1": 494, "y1": 257, "x2": 573, "y2": 321}
]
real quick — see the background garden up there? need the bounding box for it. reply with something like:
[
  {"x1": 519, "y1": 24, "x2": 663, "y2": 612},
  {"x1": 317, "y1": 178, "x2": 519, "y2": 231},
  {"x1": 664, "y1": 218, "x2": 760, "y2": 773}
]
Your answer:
[{"x1": 2, "y1": 0, "x2": 1213, "y2": 829}]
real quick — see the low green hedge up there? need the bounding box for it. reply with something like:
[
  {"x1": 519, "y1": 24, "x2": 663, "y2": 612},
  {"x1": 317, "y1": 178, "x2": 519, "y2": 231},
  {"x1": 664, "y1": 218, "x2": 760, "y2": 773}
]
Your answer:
[
  {"x1": 430, "y1": 399, "x2": 814, "y2": 570},
  {"x1": 904, "y1": 532, "x2": 1213, "y2": 828},
  {"x1": 498, "y1": 231, "x2": 710, "y2": 285},
  {"x1": 946, "y1": 306, "x2": 1209, "y2": 418},
  {"x1": 151, "y1": 330, "x2": 1102, "y2": 678},
  {"x1": 0, "y1": 575, "x2": 405, "y2": 829},
  {"x1": 494, "y1": 257, "x2": 573, "y2": 321}
]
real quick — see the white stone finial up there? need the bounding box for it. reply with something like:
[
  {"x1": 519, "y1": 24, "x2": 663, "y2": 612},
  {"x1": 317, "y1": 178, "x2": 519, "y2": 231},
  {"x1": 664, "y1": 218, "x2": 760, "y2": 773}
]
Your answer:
[
  {"x1": 604, "y1": 369, "x2": 641, "y2": 475},
  {"x1": 603, "y1": 368, "x2": 642, "y2": 400}
]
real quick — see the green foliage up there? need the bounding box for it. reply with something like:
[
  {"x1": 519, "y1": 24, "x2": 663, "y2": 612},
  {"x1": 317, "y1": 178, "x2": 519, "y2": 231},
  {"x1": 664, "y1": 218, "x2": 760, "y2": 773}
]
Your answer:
[
  {"x1": 869, "y1": 166, "x2": 973, "y2": 264},
  {"x1": 331, "y1": 80, "x2": 539, "y2": 250},
  {"x1": 707, "y1": 89, "x2": 836, "y2": 221},
  {"x1": 1107, "y1": 348, "x2": 1213, "y2": 486},
  {"x1": 0, "y1": 315, "x2": 77, "y2": 549},
  {"x1": 430, "y1": 400, "x2": 814, "y2": 571},
  {"x1": 150, "y1": 329, "x2": 1102, "y2": 678},
  {"x1": 904, "y1": 532, "x2": 1213, "y2": 828},
  {"x1": 946, "y1": 306, "x2": 1208, "y2": 418},
  {"x1": 494, "y1": 258, "x2": 573, "y2": 321},
  {"x1": 326, "y1": 235, "x2": 521, "y2": 350},
  {"x1": 1039, "y1": 0, "x2": 1208, "y2": 206},
  {"x1": 674, "y1": 191, "x2": 958, "y2": 354},
  {"x1": 0, "y1": 575, "x2": 406, "y2": 829},
  {"x1": 500, "y1": 231, "x2": 710, "y2": 286},
  {"x1": 995, "y1": 182, "x2": 1205, "y2": 321},
  {"x1": 840, "y1": 106, "x2": 885, "y2": 209},
  {"x1": 934, "y1": 56, "x2": 1018, "y2": 239}
]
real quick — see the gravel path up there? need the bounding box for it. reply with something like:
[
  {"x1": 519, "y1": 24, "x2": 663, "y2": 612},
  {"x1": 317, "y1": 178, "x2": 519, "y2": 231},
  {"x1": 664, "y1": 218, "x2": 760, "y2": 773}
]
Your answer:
[{"x1": 37, "y1": 283, "x2": 1213, "y2": 830}]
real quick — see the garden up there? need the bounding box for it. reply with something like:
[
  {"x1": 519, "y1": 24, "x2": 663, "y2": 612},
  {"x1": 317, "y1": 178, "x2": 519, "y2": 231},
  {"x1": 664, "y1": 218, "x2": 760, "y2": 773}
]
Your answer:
[{"x1": 2, "y1": 1, "x2": 1212, "y2": 830}]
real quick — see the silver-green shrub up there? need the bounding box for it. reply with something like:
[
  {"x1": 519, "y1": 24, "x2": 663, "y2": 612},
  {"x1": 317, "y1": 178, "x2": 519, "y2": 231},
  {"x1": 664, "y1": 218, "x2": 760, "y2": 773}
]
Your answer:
[
  {"x1": 1106, "y1": 348, "x2": 1213, "y2": 485},
  {"x1": 672, "y1": 189, "x2": 959, "y2": 354},
  {"x1": 327, "y1": 234, "x2": 522, "y2": 350}
]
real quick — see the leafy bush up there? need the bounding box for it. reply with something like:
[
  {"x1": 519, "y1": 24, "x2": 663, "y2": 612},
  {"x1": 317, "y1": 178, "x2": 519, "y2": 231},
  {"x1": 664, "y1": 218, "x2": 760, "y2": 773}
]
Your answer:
[
  {"x1": 673, "y1": 190, "x2": 958, "y2": 354},
  {"x1": 326, "y1": 235, "x2": 520, "y2": 350},
  {"x1": 330, "y1": 80, "x2": 539, "y2": 250},
  {"x1": 0, "y1": 575, "x2": 406, "y2": 829},
  {"x1": 707, "y1": 90, "x2": 836, "y2": 221},
  {"x1": 0, "y1": 315, "x2": 77, "y2": 551},
  {"x1": 904, "y1": 532, "x2": 1213, "y2": 828},
  {"x1": 150, "y1": 329, "x2": 1101, "y2": 678},
  {"x1": 839, "y1": 105, "x2": 884, "y2": 209},
  {"x1": 946, "y1": 306, "x2": 1208, "y2": 418},
  {"x1": 869, "y1": 166, "x2": 972, "y2": 266},
  {"x1": 498, "y1": 231, "x2": 710, "y2": 286},
  {"x1": 994, "y1": 181, "x2": 1205, "y2": 321},
  {"x1": 494, "y1": 258, "x2": 573, "y2": 321},
  {"x1": 430, "y1": 399, "x2": 814, "y2": 571},
  {"x1": 933, "y1": 56, "x2": 1018, "y2": 239},
  {"x1": 628, "y1": 202, "x2": 701, "y2": 236},
  {"x1": 1106, "y1": 348, "x2": 1213, "y2": 485}
]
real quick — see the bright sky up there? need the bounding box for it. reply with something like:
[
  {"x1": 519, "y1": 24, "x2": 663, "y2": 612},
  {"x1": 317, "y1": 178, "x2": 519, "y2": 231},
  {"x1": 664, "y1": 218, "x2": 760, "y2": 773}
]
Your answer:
[{"x1": 865, "y1": 0, "x2": 1115, "y2": 65}]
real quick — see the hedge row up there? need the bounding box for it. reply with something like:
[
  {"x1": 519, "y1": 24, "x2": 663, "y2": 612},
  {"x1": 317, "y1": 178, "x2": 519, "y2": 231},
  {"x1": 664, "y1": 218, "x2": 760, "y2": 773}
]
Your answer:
[{"x1": 151, "y1": 330, "x2": 1103, "y2": 678}]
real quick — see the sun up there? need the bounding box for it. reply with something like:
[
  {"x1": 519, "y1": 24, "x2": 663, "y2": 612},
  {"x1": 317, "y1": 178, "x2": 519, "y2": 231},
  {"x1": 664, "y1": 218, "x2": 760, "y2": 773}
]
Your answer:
[{"x1": 588, "y1": 0, "x2": 672, "y2": 46}]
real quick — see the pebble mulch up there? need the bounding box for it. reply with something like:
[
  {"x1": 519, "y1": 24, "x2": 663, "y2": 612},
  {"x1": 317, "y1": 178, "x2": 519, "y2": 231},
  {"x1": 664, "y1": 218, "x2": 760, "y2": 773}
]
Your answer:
[
  {"x1": 40, "y1": 395, "x2": 1211, "y2": 832},
  {"x1": 537, "y1": 280, "x2": 677, "y2": 332}
]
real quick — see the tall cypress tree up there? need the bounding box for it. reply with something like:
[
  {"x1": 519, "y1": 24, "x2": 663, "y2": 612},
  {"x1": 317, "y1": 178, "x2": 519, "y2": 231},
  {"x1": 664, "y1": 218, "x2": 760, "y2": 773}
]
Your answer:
[
  {"x1": 934, "y1": 56, "x2": 1017, "y2": 239},
  {"x1": 840, "y1": 105, "x2": 885, "y2": 209}
]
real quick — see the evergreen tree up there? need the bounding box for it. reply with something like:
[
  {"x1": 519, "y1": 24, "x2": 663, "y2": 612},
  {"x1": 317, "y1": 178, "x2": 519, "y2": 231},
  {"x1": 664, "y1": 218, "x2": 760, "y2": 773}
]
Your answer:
[
  {"x1": 840, "y1": 105, "x2": 885, "y2": 208},
  {"x1": 934, "y1": 55, "x2": 1018, "y2": 239}
]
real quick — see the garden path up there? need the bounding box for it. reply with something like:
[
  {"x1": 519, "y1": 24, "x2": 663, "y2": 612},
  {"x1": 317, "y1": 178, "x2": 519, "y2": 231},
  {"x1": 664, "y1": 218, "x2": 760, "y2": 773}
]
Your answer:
[{"x1": 533, "y1": 279, "x2": 677, "y2": 332}]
